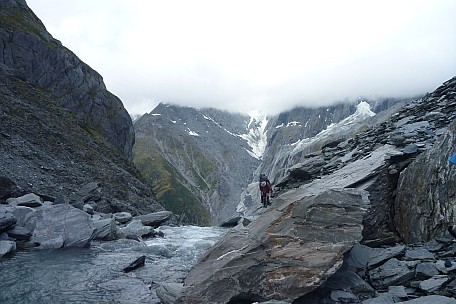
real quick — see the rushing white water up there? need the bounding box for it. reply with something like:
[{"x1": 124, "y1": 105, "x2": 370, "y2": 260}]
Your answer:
[{"x1": 0, "y1": 225, "x2": 227, "y2": 304}]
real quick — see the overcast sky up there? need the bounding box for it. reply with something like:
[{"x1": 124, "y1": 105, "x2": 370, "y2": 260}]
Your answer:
[{"x1": 28, "y1": 0, "x2": 456, "y2": 115}]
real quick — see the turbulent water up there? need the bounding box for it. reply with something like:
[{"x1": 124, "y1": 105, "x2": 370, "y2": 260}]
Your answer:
[{"x1": 0, "y1": 225, "x2": 227, "y2": 304}]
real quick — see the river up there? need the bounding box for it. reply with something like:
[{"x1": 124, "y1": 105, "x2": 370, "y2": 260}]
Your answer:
[{"x1": 0, "y1": 225, "x2": 227, "y2": 304}]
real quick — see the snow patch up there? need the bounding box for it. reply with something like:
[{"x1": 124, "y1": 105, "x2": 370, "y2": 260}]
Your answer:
[
  {"x1": 239, "y1": 111, "x2": 269, "y2": 159},
  {"x1": 291, "y1": 101, "x2": 375, "y2": 153},
  {"x1": 187, "y1": 128, "x2": 200, "y2": 136}
]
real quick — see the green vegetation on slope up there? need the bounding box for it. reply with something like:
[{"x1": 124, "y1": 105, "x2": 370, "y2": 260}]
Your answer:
[{"x1": 134, "y1": 137, "x2": 211, "y2": 226}]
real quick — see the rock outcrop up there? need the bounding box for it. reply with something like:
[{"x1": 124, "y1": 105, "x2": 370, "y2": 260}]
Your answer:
[
  {"x1": 0, "y1": 0, "x2": 134, "y2": 159},
  {"x1": 0, "y1": 0, "x2": 164, "y2": 215}
]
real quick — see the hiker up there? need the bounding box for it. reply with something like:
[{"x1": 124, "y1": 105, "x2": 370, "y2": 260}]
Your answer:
[{"x1": 259, "y1": 174, "x2": 273, "y2": 208}]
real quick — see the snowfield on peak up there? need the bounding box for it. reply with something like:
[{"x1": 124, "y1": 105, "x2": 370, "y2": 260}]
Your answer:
[
  {"x1": 292, "y1": 101, "x2": 375, "y2": 153},
  {"x1": 239, "y1": 111, "x2": 269, "y2": 159}
]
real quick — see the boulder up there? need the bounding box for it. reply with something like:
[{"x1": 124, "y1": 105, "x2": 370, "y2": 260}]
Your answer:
[
  {"x1": 0, "y1": 210, "x2": 16, "y2": 231},
  {"x1": 69, "y1": 182, "x2": 101, "y2": 205},
  {"x1": 92, "y1": 217, "x2": 116, "y2": 241},
  {"x1": 23, "y1": 204, "x2": 96, "y2": 249},
  {"x1": 8, "y1": 206, "x2": 34, "y2": 227},
  {"x1": 369, "y1": 258, "x2": 417, "y2": 289},
  {"x1": 219, "y1": 215, "x2": 242, "y2": 228},
  {"x1": 7, "y1": 193, "x2": 42, "y2": 207},
  {"x1": 0, "y1": 240, "x2": 16, "y2": 257},
  {"x1": 419, "y1": 275, "x2": 449, "y2": 293},
  {"x1": 6, "y1": 225, "x2": 32, "y2": 241},
  {"x1": 114, "y1": 211, "x2": 133, "y2": 224},
  {"x1": 123, "y1": 255, "x2": 146, "y2": 273},
  {"x1": 118, "y1": 219, "x2": 154, "y2": 240},
  {"x1": 156, "y1": 283, "x2": 184, "y2": 304},
  {"x1": 134, "y1": 211, "x2": 172, "y2": 228},
  {"x1": 176, "y1": 189, "x2": 365, "y2": 303}
]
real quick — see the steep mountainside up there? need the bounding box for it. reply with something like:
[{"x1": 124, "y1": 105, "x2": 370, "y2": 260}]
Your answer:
[
  {"x1": 0, "y1": 0, "x2": 163, "y2": 214},
  {"x1": 0, "y1": 0, "x2": 134, "y2": 159},
  {"x1": 134, "y1": 99, "x2": 403, "y2": 224},
  {"x1": 133, "y1": 104, "x2": 262, "y2": 225}
]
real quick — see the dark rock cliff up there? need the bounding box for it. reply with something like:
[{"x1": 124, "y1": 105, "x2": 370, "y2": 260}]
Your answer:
[
  {"x1": 0, "y1": 0, "x2": 134, "y2": 159},
  {"x1": 0, "y1": 0, "x2": 163, "y2": 215}
]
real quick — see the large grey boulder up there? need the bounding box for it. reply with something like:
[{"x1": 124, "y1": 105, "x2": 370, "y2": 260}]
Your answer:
[
  {"x1": 177, "y1": 189, "x2": 365, "y2": 303},
  {"x1": 23, "y1": 204, "x2": 96, "y2": 249}
]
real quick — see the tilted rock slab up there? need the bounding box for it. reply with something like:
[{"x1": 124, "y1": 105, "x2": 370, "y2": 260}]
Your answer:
[{"x1": 177, "y1": 189, "x2": 365, "y2": 303}]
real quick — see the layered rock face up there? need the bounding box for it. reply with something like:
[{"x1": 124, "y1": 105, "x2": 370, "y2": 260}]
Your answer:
[
  {"x1": 394, "y1": 85, "x2": 456, "y2": 243},
  {"x1": 0, "y1": 0, "x2": 134, "y2": 159}
]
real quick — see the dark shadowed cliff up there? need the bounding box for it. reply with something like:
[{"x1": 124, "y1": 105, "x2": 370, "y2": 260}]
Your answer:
[{"x1": 0, "y1": 0, "x2": 163, "y2": 214}]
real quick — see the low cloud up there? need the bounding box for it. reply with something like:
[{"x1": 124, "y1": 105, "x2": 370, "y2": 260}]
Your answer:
[{"x1": 29, "y1": 0, "x2": 456, "y2": 115}]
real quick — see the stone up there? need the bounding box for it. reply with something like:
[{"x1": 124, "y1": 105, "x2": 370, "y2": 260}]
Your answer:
[
  {"x1": 369, "y1": 258, "x2": 417, "y2": 289},
  {"x1": 387, "y1": 285, "x2": 408, "y2": 298},
  {"x1": 347, "y1": 243, "x2": 405, "y2": 271},
  {"x1": 24, "y1": 204, "x2": 96, "y2": 249},
  {"x1": 134, "y1": 211, "x2": 172, "y2": 228},
  {"x1": 69, "y1": 182, "x2": 101, "y2": 205},
  {"x1": 123, "y1": 255, "x2": 146, "y2": 272},
  {"x1": 0, "y1": 240, "x2": 16, "y2": 257},
  {"x1": 8, "y1": 193, "x2": 43, "y2": 207},
  {"x1": 415, "y1": 262, "x2": 439, "y2": 278},
  {"x1": 362, "y1": 294, "x2": 397, "y2": 304},
  {"x1": 10, "y1": 206, "x2": 34, "y2": 226},
  {"x1": 156, "y1": 283, "x2": 184, "y2": 304},
  {"x1": 6, "y1": 225, "x2": 32, "y2": 241},
  {"x1": 119, "y1": 219, "x2": 154, "y2": 240},
  {"x1": 404, "y1": 248, "x2": 434, "y2": 260},
  {"x1": 435, "y1": 260, "x2": 456, "y2": 273},
  {"x1": 330, "y1": 290, "x2": 357, "y2": 302},
  {"x1": 419, "y1": 275, "x2": 449, "y2": 293},
  {"x1": 400, "y1": 295, "x2": 456, "y2": 304},
  {"x1": 92, "y1": 217, "x2": 116, "y2": 241},
  {"x1": 83, "y1": 203, "x2": 94, "y2": 215},
  {"x1": 114, "y1": 211, "x2": 132, "y2": 224},
  {"x1": 0, "y1": 211, "x2": 16, "y2": 231},
  {"x1": 219, "y1": 215, "x2": 242, "y2": 228}
]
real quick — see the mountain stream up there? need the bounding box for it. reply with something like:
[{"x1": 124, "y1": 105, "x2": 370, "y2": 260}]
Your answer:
[{"x1": 0, "y1": 225, "x2": 227, "y2": 304}]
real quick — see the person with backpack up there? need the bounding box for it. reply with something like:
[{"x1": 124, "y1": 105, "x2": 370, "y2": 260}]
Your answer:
[{"x1": 259, "y1": 174, "x2": 274, "y2": 208}]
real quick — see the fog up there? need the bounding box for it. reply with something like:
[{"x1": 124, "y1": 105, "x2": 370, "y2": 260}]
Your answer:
[{"x1": 28, "y1": 0, "x2": 456, "y2": 115}]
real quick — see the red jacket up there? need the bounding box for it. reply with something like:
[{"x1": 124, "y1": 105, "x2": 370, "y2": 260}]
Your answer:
[{"x1": 259, "y1": 181, "x2": 273, "y2": 194}]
